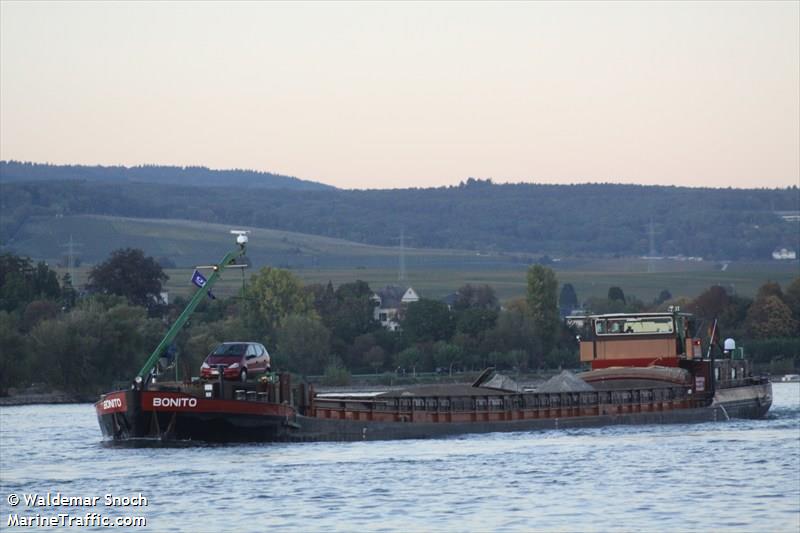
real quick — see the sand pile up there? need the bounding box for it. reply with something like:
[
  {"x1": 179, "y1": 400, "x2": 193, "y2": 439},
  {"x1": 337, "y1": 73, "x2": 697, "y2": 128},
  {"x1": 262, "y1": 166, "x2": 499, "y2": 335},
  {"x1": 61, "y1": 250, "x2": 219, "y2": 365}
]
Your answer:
[{"x1": 536, "y1": 370, "x2": 595, "y2": 393}]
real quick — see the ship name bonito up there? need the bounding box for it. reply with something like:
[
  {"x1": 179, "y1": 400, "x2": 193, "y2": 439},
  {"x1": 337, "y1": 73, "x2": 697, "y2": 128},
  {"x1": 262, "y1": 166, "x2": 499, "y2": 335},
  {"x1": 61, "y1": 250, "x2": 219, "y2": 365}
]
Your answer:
[{"x1": 152, "y1": 397, "x2": 198, "y2": 408}]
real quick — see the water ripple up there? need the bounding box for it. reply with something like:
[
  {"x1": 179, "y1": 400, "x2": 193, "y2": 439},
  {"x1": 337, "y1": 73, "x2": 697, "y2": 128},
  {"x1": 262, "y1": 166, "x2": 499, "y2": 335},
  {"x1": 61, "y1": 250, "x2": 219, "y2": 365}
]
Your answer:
[{"x1": 1, "y1": 384, "x2": 798, "y2": 532}]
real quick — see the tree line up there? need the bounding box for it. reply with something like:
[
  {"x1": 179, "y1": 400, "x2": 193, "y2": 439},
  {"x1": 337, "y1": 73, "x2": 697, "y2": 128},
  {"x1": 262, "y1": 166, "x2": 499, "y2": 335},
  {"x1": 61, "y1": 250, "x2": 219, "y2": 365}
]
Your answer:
[
  {"x1": 0, "y1": 161, "x2": 332, "y2": 190},
  {"x1": 1, "y1": 249, "x2": 798, "y2": 397},
  {"x1": 2, "y1": 176, "x2": 797, "y2": 260}
]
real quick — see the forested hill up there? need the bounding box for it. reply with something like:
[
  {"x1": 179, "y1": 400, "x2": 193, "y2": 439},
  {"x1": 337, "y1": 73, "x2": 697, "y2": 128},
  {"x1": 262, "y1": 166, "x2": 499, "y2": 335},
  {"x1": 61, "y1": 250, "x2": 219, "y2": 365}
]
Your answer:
[
  {"x1": 1, "y1": 177, "x2": 797, "y2": 260},
  {"x1": 0, "y1": 161, "x2": 335, "y2": 191}
]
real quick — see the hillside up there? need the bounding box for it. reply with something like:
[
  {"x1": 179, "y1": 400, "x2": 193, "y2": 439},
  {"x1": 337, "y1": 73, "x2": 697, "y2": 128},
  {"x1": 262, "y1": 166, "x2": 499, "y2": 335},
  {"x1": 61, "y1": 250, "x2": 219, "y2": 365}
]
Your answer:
[
  {"x1": 0, "y1": 161, "x2": 334, "y2": 191},
  {"x1": 7, "y1": 214, "x2": 521, "y2": 270},
  {"x1": 14, "y1": 215, "x2": 796, "y2": 303},
  {"x1": 1, "y1": 174, "x2": 797, "y2": 260}
]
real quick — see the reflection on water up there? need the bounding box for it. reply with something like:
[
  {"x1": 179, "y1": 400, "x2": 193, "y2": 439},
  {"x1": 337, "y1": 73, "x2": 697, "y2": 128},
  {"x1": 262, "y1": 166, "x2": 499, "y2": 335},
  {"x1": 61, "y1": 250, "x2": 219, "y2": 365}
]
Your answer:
[{"x1": 1, "y1": 384, "x2": 798, "y2": 532}]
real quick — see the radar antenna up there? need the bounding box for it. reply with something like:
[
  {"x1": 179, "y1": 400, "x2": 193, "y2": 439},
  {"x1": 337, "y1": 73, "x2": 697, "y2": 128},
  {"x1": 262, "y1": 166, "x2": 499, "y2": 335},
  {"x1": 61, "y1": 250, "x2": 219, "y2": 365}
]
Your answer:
[{"x1": 230, "y1": 229, "x2": 250, "y2": 247}]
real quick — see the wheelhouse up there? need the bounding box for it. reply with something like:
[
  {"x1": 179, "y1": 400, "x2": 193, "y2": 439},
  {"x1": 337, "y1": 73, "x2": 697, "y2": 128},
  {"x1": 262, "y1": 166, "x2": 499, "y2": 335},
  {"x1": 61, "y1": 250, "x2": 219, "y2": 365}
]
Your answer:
[{"x1": 579, "y1": 311, "x2": 702, "y2": 369}]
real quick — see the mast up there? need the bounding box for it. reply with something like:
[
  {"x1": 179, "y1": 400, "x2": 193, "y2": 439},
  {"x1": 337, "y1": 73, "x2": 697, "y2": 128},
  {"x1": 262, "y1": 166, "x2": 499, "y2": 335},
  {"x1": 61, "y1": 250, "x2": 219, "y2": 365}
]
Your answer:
[{"x1": 707, "y1": 318, "x2": 718, "y2": 398}]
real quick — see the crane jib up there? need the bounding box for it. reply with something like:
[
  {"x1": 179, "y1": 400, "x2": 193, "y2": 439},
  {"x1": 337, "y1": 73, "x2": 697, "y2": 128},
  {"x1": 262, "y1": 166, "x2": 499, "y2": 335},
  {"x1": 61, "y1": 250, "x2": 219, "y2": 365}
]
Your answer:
[{"x1": 135, "y1": 245, "x2": 246, "y2": 384}]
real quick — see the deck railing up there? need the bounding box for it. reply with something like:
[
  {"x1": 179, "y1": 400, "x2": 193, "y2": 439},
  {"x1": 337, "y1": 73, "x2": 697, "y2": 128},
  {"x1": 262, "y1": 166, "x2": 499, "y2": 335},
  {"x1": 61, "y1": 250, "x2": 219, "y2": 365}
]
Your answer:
[{"x1": 311, "y1": 385, "x2": 695, "y2": 423}]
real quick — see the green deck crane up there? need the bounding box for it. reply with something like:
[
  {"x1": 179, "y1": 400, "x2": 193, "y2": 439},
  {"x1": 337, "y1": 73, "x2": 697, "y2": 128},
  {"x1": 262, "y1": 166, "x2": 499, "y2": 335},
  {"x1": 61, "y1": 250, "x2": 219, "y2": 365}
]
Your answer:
[{"x1": 134, "y1": 231, "x2": 249, "y2": 387}]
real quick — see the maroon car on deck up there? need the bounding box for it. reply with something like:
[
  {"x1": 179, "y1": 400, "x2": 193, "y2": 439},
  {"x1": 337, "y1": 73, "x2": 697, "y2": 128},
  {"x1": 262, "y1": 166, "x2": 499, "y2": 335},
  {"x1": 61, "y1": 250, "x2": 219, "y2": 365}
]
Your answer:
[{"x1": 200, "y1": 342, "x2": 271, "y2": 382}]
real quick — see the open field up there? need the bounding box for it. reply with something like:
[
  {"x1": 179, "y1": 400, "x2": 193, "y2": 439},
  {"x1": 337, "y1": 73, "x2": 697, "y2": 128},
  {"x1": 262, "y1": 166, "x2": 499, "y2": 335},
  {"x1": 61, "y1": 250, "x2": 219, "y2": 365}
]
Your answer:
[
  {"x1": 6, "y1": 214, "x2": 797, "y2": 303},
  {"x1": 56, "y1": 262, "x2": 797, "y2": 306},
  {"x1": 6, "y1": 214, "x2": 530, "y2": 269},
  {"x1": 294, "y1": 265, "x2": 798, "y2": 303}
]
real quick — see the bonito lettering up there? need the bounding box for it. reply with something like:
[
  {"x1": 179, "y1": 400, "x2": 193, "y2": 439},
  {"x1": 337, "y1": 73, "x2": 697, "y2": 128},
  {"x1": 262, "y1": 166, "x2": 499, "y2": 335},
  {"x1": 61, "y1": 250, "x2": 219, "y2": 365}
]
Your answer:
[
  {"x1": 153, "y1": 397, "x2": 198, "y2": 408},
  {"x1": 102, "y1": 398, "x2": 122, "y2": 410}
]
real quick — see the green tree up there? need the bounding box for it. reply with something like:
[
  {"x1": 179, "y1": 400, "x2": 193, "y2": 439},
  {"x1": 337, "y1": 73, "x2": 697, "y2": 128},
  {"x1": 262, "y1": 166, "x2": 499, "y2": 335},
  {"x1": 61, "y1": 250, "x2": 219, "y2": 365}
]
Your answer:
[
  {"x1": 0, "y1": 254, "x2": 62, "y2": 312},
  {"x1": 489, "y1": 349, "x2": 527, "y2": 371},
  {"x1": 397, "y1": 346, "x2": 423, "y2": 376},
  {"x1": 31, "y1": 261, "x2": 61, "y2": 300},
  {"x1": 782, "y1": 277, "x2": 800, "y2": 330},
  {"x1": 718, "y1": 295, "x2": 752, "y2": 338},
  {"x1": 402, "y1": 299, "x2": 454, "y2": 343},
  {"x1": 483, "y1": 299, "x2": 543, "y2": 369},
  {"x1": 454, "y1": 284, "x2": 498, "y2": 311},
  {"x1": 452, "y1": 332, "x2": 482, "y2": 370},
  {"x1": 364, "y1": 345, "x2": 386, "y2": 374},
  {"x1": 745, "y1": 294, "x2": 797, "y2": 339},
  {"x1": 0, "y1": 311, "x2": 27, "y2": 395},
  {"x1": 0, "y1": 254, "x2": 30, "y2": 305},
  {"x1": 322, "y1": 360, "x2": 351, "y2": 386},
  {"x1": 21, "y1": 300, "x2": 60, "y2": 332},
  {"x1": 607, "y1": 286, "x2": 626, "y2": 303},
  {"x1": 87, "y1": 248, "x2": 167, "y2": 309},
  {"x1": 688, "y1": 285, "x2": 730, "y2": 320},
  {"x1": 506, "y1": 349, "x2": 529, "y2": 372},
  {"x1": 455, "y1": 307, "x2": 498, "y2": 337},
  {"x1": 654, "y1": 289, "x2": 672, "y2": 306},
  {"x1": 688, "y1": 285, "x2": 752, "y2": 337},
  {"x1": 451, "y1": 305, "x2": 497, "y2": 371},
  {"x1": 559, "y1": 283, "x2": 578, "y2": 315},
  {"x1": 433, "y1": 342, "x2": 463, "y2": 376},
  {"x1": 544, "y1": 346, "x2": 579, "y2": 370},
  {"x1": 307, "y1": 281, "x2": 336, "y2": 322},
  {"x1": 526, "y1": 265, "x2": 560, "y2": 356},
  {"x1": 756, "y1": 281, "x2": 784, "y2": 301},
  {"x1": 28, "y1": 298, "x2": 160, "y2": 393},
  {"x1": 345, "y1": 333, "x2": 379, "y2": 372},
  {"x1": 276, "y1": 314, "x2": 331, "y2": 375},
  {"x1": 624, "y1": 296, "x2": 647, "y2": 313},
  {"x1": 584, "y1": 296, "x2": 626, "y2": 314},
  {"x1": 61, "y1": 273, "x2": 77, "y2": 309},
  {"x1": 330, "y1": 280, "x2": 379, "y2": 345},
  {"x1": 245, "y1": 267, "x2": 312, "y2": 342}
]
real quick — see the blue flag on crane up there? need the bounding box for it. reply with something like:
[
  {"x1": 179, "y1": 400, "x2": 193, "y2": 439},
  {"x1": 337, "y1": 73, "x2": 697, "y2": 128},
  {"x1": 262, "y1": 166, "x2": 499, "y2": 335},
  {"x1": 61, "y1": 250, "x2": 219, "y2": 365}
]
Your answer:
[
  {"x1": 191, "y1": 270, "x2": 208, "y2": 288},
  {"x1": 191, "y1": 270, "x2": 216, "y2": 299}
]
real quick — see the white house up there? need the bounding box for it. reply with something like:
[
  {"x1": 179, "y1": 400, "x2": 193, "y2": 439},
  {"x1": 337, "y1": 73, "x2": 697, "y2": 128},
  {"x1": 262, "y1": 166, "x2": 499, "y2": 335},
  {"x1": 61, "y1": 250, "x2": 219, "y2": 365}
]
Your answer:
[
  {"x1": 772, "y1": 248, "x2": 797, "y2": 260},
  {"x1": 372, "y1": 286, "x2": 420, "y2": 331}
]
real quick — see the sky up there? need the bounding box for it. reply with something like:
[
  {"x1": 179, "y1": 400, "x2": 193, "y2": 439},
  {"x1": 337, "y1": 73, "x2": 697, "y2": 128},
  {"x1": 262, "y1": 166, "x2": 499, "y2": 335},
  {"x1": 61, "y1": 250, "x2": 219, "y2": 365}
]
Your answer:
[{"x1": 1, "y1": 1, "x2": 798, "y2": 190}]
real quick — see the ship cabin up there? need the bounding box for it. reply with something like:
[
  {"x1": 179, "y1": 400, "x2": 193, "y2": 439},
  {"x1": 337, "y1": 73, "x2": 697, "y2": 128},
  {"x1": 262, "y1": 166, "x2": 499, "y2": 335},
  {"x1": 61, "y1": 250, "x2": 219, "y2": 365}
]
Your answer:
[{"x1": 579, "y1": 311, "x2": 702, "y2": 370}]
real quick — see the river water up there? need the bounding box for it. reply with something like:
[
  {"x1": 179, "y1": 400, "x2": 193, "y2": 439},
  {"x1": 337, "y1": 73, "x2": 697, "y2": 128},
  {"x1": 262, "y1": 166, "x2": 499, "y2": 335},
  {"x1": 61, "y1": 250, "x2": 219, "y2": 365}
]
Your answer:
[{"x1": 1, "y1": 383, "x2": 798, "y2": 532}]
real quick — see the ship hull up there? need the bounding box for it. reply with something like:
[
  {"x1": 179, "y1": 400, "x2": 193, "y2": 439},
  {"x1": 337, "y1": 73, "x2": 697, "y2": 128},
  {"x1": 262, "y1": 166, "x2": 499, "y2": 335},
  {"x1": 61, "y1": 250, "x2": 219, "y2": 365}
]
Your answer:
[{"x1": 96, "y1": 382, "x2": 772, "y2": 444}]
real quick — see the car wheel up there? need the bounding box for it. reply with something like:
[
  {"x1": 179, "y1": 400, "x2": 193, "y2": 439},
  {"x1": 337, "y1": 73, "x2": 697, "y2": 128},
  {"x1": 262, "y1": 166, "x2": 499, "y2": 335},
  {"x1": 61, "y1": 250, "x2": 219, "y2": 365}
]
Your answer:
[{"x1": 240, "y1": 369, "x2": 247, "y2": 382}]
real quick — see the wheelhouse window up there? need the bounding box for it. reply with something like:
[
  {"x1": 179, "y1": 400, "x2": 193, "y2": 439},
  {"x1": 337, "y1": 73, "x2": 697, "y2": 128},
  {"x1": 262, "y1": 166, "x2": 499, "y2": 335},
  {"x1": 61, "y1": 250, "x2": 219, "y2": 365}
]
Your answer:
[{"x1": 594, "y1": 317, "x2": 675, "y2": 336}]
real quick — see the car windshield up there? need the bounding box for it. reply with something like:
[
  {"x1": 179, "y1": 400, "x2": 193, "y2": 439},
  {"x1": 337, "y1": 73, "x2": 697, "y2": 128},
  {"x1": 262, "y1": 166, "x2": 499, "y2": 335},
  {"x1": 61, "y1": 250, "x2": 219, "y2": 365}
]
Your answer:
[{"x1": 211, "y1": 344, "x2": 248, "y2": 357}]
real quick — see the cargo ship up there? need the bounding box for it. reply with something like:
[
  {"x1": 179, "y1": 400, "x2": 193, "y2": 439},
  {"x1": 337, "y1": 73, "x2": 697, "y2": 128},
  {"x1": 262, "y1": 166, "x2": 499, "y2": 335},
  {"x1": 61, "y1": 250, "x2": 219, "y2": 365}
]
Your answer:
[{"x1": 95, "y1": 235, "x2": 772, "y2": 443}]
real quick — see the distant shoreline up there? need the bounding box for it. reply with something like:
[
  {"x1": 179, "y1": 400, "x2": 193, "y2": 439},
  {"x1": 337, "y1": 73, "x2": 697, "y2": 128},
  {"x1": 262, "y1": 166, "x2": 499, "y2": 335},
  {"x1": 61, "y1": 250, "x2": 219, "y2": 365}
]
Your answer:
[{"x1": 0, "y1": 391, "x2": 93, "y2": 406}]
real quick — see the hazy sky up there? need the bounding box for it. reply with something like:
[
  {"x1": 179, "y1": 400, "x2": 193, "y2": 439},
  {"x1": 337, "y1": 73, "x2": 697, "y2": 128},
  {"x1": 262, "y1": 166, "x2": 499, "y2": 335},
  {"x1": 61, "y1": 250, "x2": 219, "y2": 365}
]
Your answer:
[{"x1": 1, "y1": 1, "x2": 798, "y2": 189}]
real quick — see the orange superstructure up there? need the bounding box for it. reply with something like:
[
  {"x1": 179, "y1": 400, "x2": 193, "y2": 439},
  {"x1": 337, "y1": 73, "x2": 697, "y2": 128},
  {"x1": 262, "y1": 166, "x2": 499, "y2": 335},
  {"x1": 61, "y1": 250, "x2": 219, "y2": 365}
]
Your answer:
[{"x1": 579, "y1": 311, "x2": 703, "y2": 370}]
